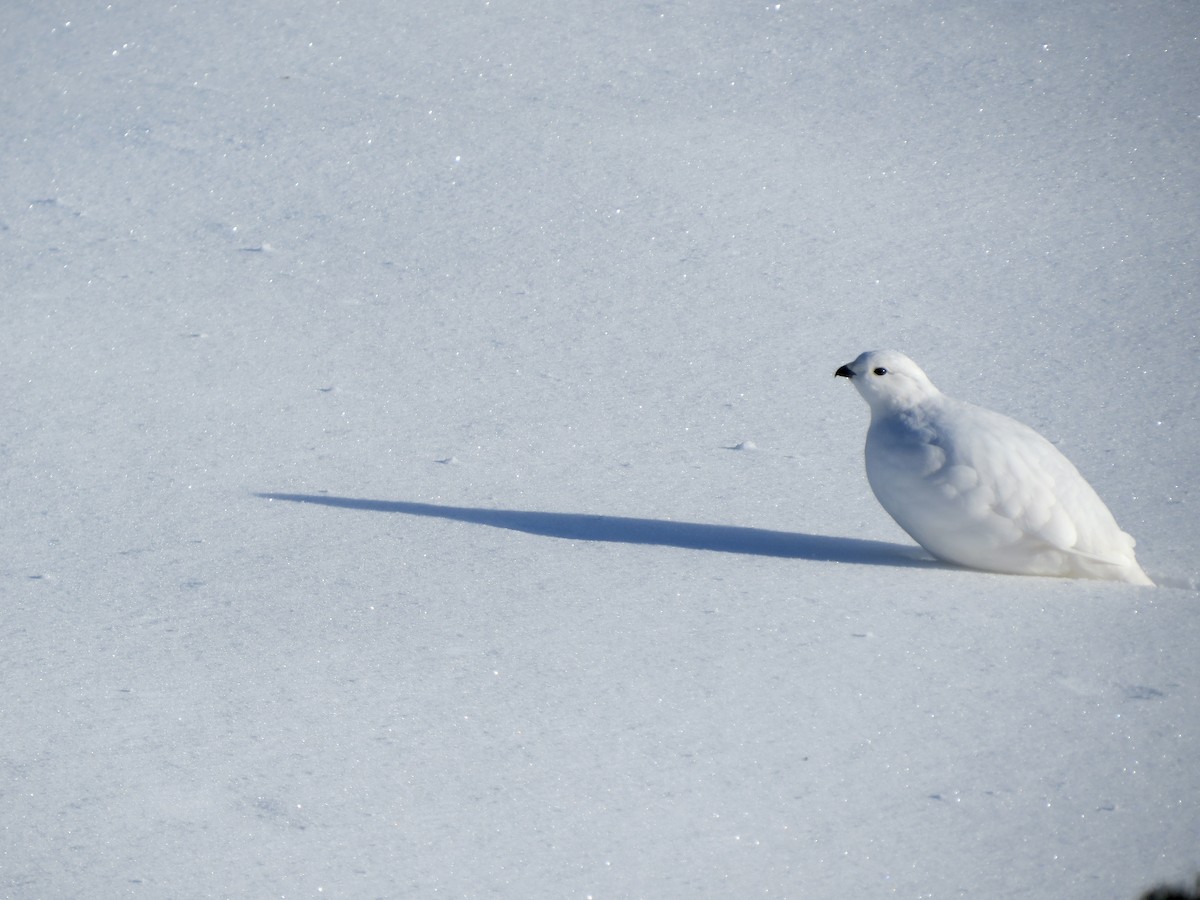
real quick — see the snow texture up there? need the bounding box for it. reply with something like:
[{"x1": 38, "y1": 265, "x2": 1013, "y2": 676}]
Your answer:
[{"x1": 2, "y1": 2, "x2": 1198, "y2": 898}]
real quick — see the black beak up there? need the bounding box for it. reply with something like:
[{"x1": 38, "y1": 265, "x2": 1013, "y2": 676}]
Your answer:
[{"x1": 835, "y1": 364, "x2": 855, "y2": 379}]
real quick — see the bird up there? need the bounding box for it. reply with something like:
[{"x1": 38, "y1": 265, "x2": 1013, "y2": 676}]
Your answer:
[{"x1": 834, "y1": 350, "x2": 1153, "y2": 585}]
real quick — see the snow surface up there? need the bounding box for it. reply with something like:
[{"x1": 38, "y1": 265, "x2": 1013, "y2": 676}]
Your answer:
[{"x1": 3, "y1": 1, "x2": 1198, "y2": 897}]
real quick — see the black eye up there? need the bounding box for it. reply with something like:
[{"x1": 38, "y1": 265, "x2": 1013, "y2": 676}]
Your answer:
[{"x1": 873, "y1": 367, "x2": 888, "y2": 376}]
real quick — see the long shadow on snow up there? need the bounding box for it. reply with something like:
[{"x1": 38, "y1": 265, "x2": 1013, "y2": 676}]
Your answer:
[{"x1": 257, "y1": 493, "x2": 937, "y2": 569}]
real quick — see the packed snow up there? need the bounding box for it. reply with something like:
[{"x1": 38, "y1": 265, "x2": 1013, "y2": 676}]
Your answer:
[{"x1": 3, "y1": 2, "x2": 1198, "y2": 898}]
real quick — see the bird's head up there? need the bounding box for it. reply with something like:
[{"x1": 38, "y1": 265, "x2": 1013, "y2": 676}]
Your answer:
[{"x1": 835, "y1": 350, "x2": 941, "y2": 413}]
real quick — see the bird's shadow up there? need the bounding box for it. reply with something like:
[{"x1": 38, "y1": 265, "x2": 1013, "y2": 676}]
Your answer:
[{"x1": 256, "y1": 493, "x2": 938, "y2": 569}]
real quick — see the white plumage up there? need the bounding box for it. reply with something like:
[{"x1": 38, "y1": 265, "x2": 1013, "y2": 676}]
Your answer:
[{"x1": 835, "y1": 350, "x2": 1152, "y2": 585}]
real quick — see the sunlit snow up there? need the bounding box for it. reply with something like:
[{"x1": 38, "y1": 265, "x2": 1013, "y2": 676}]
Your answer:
[{"x1": 3, "y1": 2, "x2": 1197, "y2": 898}]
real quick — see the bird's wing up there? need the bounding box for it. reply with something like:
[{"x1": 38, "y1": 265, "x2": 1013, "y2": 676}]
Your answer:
[{"x1": 934, "y1": 401, "x2": 1085, "y2": 553}]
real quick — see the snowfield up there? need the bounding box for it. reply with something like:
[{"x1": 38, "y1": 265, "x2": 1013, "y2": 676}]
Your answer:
[{"x1": 3, "y1": 2, "x2": 1197, "y2": 897}]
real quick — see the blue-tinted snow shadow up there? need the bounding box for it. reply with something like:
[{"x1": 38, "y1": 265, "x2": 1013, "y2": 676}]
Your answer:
[{"x1": 257, "y1": 493, "x2": 938, "y2": 569}]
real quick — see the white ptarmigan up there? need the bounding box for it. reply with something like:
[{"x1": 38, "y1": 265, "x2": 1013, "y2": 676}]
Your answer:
[{"x1": 835, "y1": 350, "x2": 1153, "y2": 585}]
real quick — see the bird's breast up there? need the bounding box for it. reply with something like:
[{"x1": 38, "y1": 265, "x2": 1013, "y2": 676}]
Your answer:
[{"x1": 866, "y1": 414, "x2": 946, "y2": 480}]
